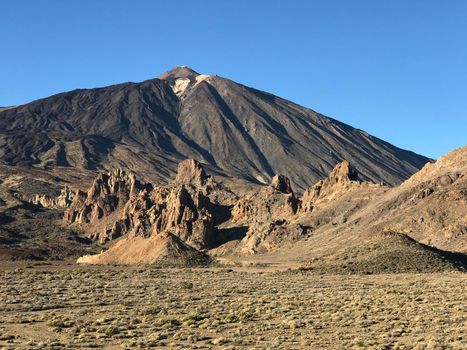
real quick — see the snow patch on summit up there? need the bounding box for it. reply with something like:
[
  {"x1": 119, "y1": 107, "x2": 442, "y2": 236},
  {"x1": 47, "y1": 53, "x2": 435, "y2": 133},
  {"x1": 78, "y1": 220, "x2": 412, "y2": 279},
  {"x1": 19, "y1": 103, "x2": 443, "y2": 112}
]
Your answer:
[
  {"x1": 194, "y1": 74, "x2": 211, "y2": 86},
  {"x1": 172, "y1": 78, "x2": 190, "y2": 96},
  {"x1": 171, "y1": 74, "x2": 212, "y2": 96}
]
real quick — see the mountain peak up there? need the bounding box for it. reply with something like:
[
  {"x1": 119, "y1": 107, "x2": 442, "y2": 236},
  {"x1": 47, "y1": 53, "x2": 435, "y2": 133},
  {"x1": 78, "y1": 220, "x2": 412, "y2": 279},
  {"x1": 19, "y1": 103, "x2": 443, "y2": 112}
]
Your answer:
[
  {"x1": 0, "y1": 67, "x2": 430, "y2": 191},
  {"x1": 159, "y1": 66, "x2": 200, "y2": 81}
]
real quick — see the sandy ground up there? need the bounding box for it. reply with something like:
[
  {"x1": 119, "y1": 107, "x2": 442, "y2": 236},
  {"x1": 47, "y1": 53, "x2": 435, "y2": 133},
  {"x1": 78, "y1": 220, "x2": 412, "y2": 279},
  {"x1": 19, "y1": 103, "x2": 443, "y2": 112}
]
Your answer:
[{"x1": 0, "y1": 263, "x2": 465, "y2": 349}]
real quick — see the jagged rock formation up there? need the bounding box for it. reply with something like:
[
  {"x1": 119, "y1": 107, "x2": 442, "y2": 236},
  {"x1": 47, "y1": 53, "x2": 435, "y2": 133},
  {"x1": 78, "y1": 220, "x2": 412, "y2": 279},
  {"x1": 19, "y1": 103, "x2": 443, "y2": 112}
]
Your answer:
[
  {"x1": 231, "y1": 175, "x2": 298, "y2": 224},
  {"x1": 4, "y1": 143, "x2": 464, "y2": 272},
  {"x1": 223, "y1": 164, "x2": 381, "y2": 255},
  {"x1": 107, "y1": 186, "x2": 215, "y2": 249},
  {"x1": 64, "y1": 169, "x2": 144, "y2": 227},
  {"x1": 64, "y1": 160, "x2": 227, "y2": 264},
  {"x1": 288, "y1": 146, "x2": 467, "y2": 273},
  {"x1": 214, "y1": 152, "x2": 466, "y2": 260},
  {"x1": 173, "y1": 158, "x2": 238, "y2": 207},
  {"x1": 223, "y1": 175, "x2": 301, "y2": 254},
  {"x1": 299, "y1": 160, "x2": 377, "y2": 213},
  {"x1": 0, "y1": 66, "x2": 430, "y2": 191},
  {"x1": 160, "y1": 188, "x2": 214, "y2": 249},
  {"x1": 175, "y1": 159, "x2": 210, "y2": 187},
  {"x1": 64, "y1": 161, "x2": 221, "y2": 252},
  {"x1": 270, "y1": 174, "x2": 294, "y2": 194},
  {"x1": 97, "y1": 185, "x2": 168, "y2": 242},
  {"x1": 32, "y1": 186, "x2": 74, "y2": 209}
]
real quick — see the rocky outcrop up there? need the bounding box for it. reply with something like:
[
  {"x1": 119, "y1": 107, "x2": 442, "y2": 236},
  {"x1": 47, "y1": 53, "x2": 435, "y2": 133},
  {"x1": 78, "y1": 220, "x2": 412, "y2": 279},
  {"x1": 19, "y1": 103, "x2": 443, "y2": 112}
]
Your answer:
[
  {"x1": 63, "y1": 147, "x2": 467, "y2": 268},
  {"x1": 240, "y1": 222, "x2": 307, "y2": 255},
  {"x1": 160, "y1": 187, "x2": 214, "y2": 248},
  {"x1": 175, "y1": 159, "x2": 210, "y2": 187},
  {"x1": 64, "y1": 169, "x2": 145, "y2": 225},
  {"x1": 232, "y1": 174, "x2": 298, "y2": 224},
  {"x1": 220, "y1": 164, "x2": 386, "y2": 255},
  {"x1": 173, "y1": 158, "x2": 238, "y2": 206},
  {"x1": 68, "y1": 160, "x2": 229, "y2": 264},
  {"x1": 227, "y1": 174, "x2": 300, "y2": 254},
  {"x1": 32, "y1": 186, "x2": 74, "y2": 209},
  {"x1": 270, "y1": 174, "x2": 294, "y2": 194},
  {"x1": 65, "y1": 162, "x2": 220, "y2": 250},
  {"x1": 106, "y1": 186, "x2": 215, "y2": 249},
  {"x1": 300, "y1": 161, "x2": 363, "y2": 213}
]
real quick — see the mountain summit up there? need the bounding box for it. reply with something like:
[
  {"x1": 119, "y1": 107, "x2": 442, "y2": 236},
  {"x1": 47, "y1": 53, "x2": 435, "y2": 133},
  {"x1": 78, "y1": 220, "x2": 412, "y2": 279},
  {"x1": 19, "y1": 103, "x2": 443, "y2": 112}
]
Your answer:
[
  {"x1": 0, "y1": 67, "x2": 430, "y2": 190},
  {"x1": 159, "y1": 65, "x2": 200, "y2": 80}
]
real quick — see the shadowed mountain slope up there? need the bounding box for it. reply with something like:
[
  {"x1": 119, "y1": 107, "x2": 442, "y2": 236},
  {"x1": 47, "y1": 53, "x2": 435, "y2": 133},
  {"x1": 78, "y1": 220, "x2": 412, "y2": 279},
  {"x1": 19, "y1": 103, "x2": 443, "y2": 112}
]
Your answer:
[{"x1": 0, "y1": 66, "x2": 430, "y2": 191}]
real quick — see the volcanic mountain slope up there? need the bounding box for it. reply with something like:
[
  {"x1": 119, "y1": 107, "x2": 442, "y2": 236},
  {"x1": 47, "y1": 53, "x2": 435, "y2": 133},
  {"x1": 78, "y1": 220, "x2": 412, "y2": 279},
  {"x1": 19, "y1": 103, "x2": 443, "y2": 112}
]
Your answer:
[{"x1": 0, "y1": 66, "x2": 430, "y2": 191}]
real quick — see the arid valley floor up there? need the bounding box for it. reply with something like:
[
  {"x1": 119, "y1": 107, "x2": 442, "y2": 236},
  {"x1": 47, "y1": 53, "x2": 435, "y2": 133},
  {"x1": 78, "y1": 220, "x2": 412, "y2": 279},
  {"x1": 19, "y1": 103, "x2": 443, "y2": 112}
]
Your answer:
[{"x1": 0, "y1": 263, "x2": 466, "y2": 350}]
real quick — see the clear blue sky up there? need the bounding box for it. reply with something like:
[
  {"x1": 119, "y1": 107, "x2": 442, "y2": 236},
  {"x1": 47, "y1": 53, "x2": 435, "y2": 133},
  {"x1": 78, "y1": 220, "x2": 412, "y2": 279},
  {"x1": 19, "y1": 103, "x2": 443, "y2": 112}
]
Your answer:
[{"x1": 1, "y1": 0, "x2": 466, "y2": 158}]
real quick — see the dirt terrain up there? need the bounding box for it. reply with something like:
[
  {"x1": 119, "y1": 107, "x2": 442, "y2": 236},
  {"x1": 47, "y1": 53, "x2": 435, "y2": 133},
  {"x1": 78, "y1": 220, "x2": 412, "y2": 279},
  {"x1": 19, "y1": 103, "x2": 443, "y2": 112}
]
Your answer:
[{"x1": 0, "y1": 264, "x2": 465, "y2": 349}]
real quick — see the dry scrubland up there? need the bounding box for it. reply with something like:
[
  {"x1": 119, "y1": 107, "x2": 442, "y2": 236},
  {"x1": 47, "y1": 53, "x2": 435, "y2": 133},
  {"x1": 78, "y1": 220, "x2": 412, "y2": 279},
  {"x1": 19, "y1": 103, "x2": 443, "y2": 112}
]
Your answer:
[{"x1": 0, "y1": 264, "x2": 465, "y2": 349}]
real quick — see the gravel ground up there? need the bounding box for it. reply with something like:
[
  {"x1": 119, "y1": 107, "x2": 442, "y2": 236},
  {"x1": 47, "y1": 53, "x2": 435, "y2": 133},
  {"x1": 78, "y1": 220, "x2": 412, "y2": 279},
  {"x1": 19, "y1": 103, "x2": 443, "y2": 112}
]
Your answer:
[{"x1": 0, "y1": 264, "x2": 465, "y2": 349}]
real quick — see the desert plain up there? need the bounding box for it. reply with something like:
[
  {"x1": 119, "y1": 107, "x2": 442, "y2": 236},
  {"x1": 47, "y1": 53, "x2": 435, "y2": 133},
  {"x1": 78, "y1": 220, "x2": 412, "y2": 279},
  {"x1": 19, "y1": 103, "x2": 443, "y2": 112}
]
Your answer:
[{"x1": 0, "y1": 263, "x2": 466, "y2": 350}]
